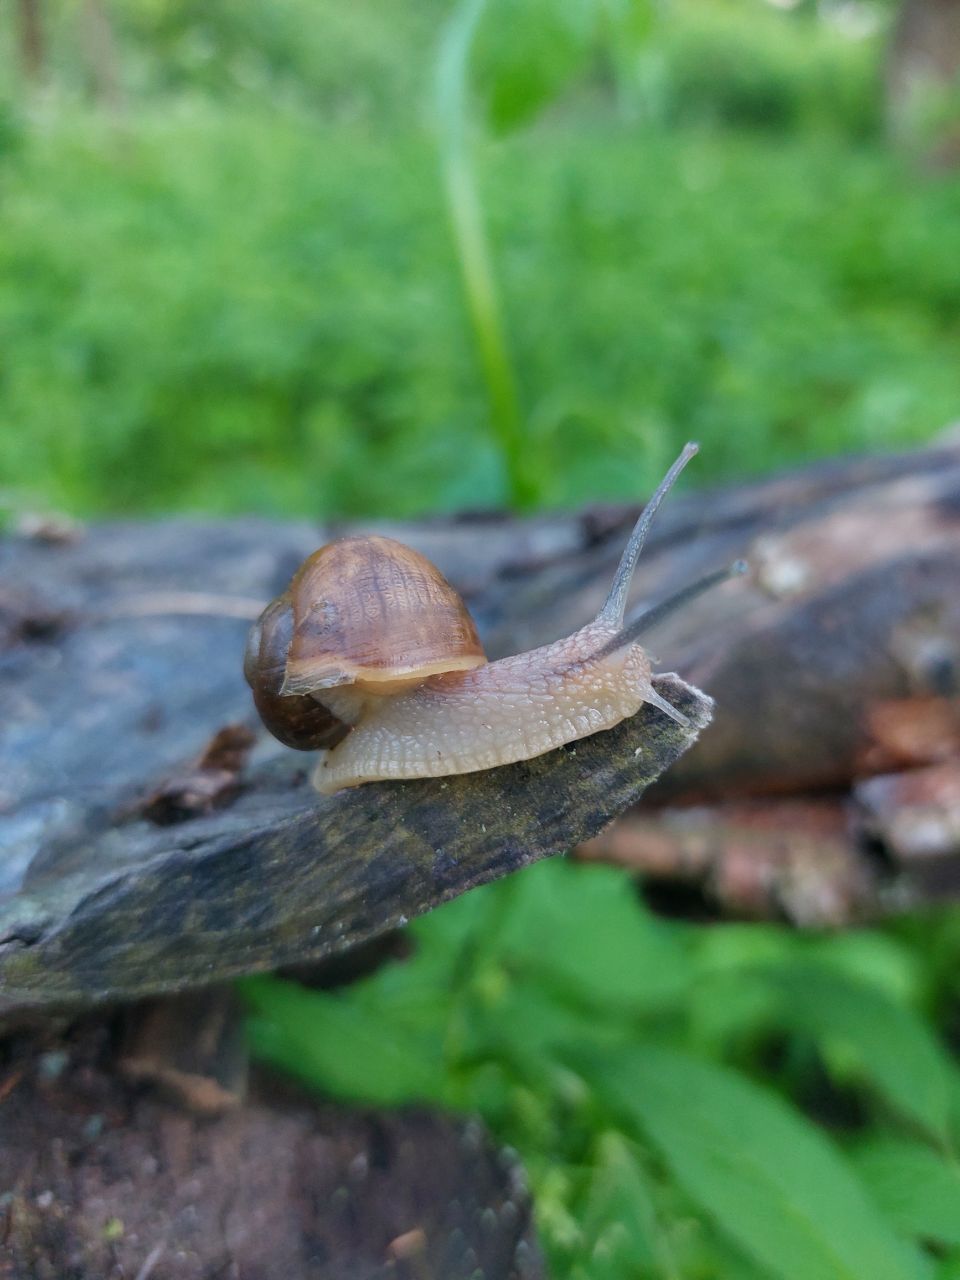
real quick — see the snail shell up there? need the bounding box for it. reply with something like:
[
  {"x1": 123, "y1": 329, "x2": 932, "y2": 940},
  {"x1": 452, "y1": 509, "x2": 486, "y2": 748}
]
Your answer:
[
  {"x1": 243, "y1": 593, "x2": 349, "y2": 750},
  {"x1": 281, "y1": 535, "x2": 486, "y2": 693},
  {"x1": 245, "y1": 535, "x2": 487, "y2": 749}
]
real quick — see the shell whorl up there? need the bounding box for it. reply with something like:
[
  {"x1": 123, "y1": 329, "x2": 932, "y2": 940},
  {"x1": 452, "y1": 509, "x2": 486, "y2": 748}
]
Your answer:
[{"x1": 243, "y1": 594, "x2": 350, "y2": 750}]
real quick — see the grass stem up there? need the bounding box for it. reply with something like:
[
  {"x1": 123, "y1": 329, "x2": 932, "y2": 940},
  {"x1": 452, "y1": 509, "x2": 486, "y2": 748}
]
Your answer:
[{"x1": 435, "y1": 0, "x2": 535, "y2": 509}]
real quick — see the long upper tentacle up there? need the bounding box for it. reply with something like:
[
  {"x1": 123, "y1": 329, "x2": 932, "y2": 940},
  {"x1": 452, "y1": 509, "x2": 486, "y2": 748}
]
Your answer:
[{"x1": 598, "y1": 442, "x2": 699, "y2": 627}]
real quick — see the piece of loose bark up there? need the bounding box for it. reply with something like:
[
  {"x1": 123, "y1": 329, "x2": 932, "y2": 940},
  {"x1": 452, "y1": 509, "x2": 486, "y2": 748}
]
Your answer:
[
  {"x1": 133, "y1": 724, "x2": 257, "y2": 826},
  {"x1": 0, "y1": 505, "x2": 712, "y2": 1025},
  {"x1": 0, "y1": 675, "x2": 709, "y2": 1024}
]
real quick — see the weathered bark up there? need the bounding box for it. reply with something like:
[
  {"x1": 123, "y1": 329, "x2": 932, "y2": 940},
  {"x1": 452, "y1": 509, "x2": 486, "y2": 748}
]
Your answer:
[
  {"x1": 15, "y1": 0, "x2": 44, "y2": 83},
  {"x1": 886, "y1": 0, "x2": 960, "y2": 166},
  {"x1": 0, "y1": 680, "x2": 704, "y2": 1024},
  {"x1": 0, "y1": 508, "x2": 709, "y2": 1023}
]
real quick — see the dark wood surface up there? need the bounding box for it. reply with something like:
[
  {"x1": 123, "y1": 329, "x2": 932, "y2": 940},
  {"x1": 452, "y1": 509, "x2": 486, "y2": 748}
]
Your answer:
[{"x1": 0, "y1": 511, "x2": 710, "y2": 1023}]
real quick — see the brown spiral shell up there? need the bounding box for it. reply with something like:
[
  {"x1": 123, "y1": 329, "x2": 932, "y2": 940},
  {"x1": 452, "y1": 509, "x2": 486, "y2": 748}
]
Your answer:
[
  {"x1": 279, "y1": 535, "x2": 486, "y2": 695},
  {"x1": 244, "y1": 535, "x2": 487, "y2": 751}
]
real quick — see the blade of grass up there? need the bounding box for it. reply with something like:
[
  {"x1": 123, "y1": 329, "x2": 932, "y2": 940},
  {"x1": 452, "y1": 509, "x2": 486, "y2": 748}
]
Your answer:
[{"x1": 435, "y1": 0, "x2": 534, "y2": 508}]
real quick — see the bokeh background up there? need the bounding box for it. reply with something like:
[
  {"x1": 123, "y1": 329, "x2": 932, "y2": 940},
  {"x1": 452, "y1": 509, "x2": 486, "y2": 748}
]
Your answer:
[
  {"x1": 4, "y1": 2, "x2": 960, "y2": 1277},
  {"x1": 2, "y1": 0, "x2": 959, "y2": 520}
]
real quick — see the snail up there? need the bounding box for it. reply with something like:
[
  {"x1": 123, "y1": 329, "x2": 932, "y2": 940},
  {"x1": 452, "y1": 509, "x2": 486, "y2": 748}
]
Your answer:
[{"x1": 244, "y1": 443, "x2": 742, "y2": 793}]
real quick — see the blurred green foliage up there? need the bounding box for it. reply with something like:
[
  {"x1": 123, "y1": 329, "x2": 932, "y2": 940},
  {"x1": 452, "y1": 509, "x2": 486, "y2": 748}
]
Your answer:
[
  {"x1": 241, "y1": 859, "x2": 960, "y2": 1279},
  {"x1": 630, "y1": 0, "x2": 883, "y2": 138},
  {"x1": 4, "y1": 1, "x2": 960, "y2": 1275},
  {"x1": 0, "y1": 0, "x2": 958, "y2": 517}
]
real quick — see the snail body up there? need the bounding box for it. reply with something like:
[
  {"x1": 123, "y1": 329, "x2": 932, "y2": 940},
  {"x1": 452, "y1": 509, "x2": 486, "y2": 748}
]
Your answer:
[
  {"x1": 310, "y1": 617, "x2": 655, "y2": 793},
  {"x1": 245, "y1": 444, "x2": 736, "y2": 794}
]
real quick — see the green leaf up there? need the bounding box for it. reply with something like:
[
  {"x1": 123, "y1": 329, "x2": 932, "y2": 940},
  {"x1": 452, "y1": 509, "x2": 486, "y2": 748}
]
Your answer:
[
  {"x1": 585, "y1": 1045, "x2": 922, "y2": 1280},
  {"x1": 853, "y1": 1139, "x2": 960, "y2": 1248},
  {"x1": 461, "y1": 979, "x2": 620, "y2": 1068},
  {"x1": 496, "y1": 859, "x2": 692, "y2": 1011},
  {"x1": 806, "y1": 932, "x2": 923, "y2": 1008},
  {"x1": 597, "y1": 0, "x2": 653, "y2": 47},
  {"x1": 472, "y1": 0, "x2": 597, "y2": 133},
  {"x1": 577, "y1": 1133, "x2": 660, "y2": 1277},
  {"x1": 239, "y1": 976, "x2": 443, "y2": 1107},
  {"x1": 768, "y1": 966, "x2": 956, "y2": 1143}
]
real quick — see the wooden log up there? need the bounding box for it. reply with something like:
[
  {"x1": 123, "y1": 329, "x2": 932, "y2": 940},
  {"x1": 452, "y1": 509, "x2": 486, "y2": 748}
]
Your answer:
[
  {"x1": 5, "y1": 440, "x2": 958, "y2": 813},
  {"x1": 3, "y1": 437, "x2": 960, "y2": 1003},
  {"x1": 0, "y1": 490, "x2": 710, "y2": 1022}
]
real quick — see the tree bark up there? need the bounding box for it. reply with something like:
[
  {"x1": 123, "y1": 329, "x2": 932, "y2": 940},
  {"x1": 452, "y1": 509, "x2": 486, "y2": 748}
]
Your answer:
[
  {"x1": 886, "y1": 0, "x2": 960, "y2": 165},
  {"x1": 0, "y1": 504, "x2": 709, "y2": 1023},
  {"x1": 15, "y1": 0, "x2": 44, "y2": 83}
]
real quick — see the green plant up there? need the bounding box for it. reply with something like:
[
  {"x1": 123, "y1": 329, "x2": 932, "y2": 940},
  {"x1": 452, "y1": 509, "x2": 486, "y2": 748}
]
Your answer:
[
  {"x1": 1, "y1": 1, "x2": 957, "y2": 519},
  {"x1": 436, "y1": 0, "x2": 530, "y2": 506},
  {"x1": 1, "y1": 113, "x2": 958, "y2": 518},
  {"x1": 241, "y1": 858, "x2": 960, "y2": 1278},
  {"x1": 434, "y1": 0, "x2": 654, "y2": 508}
]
